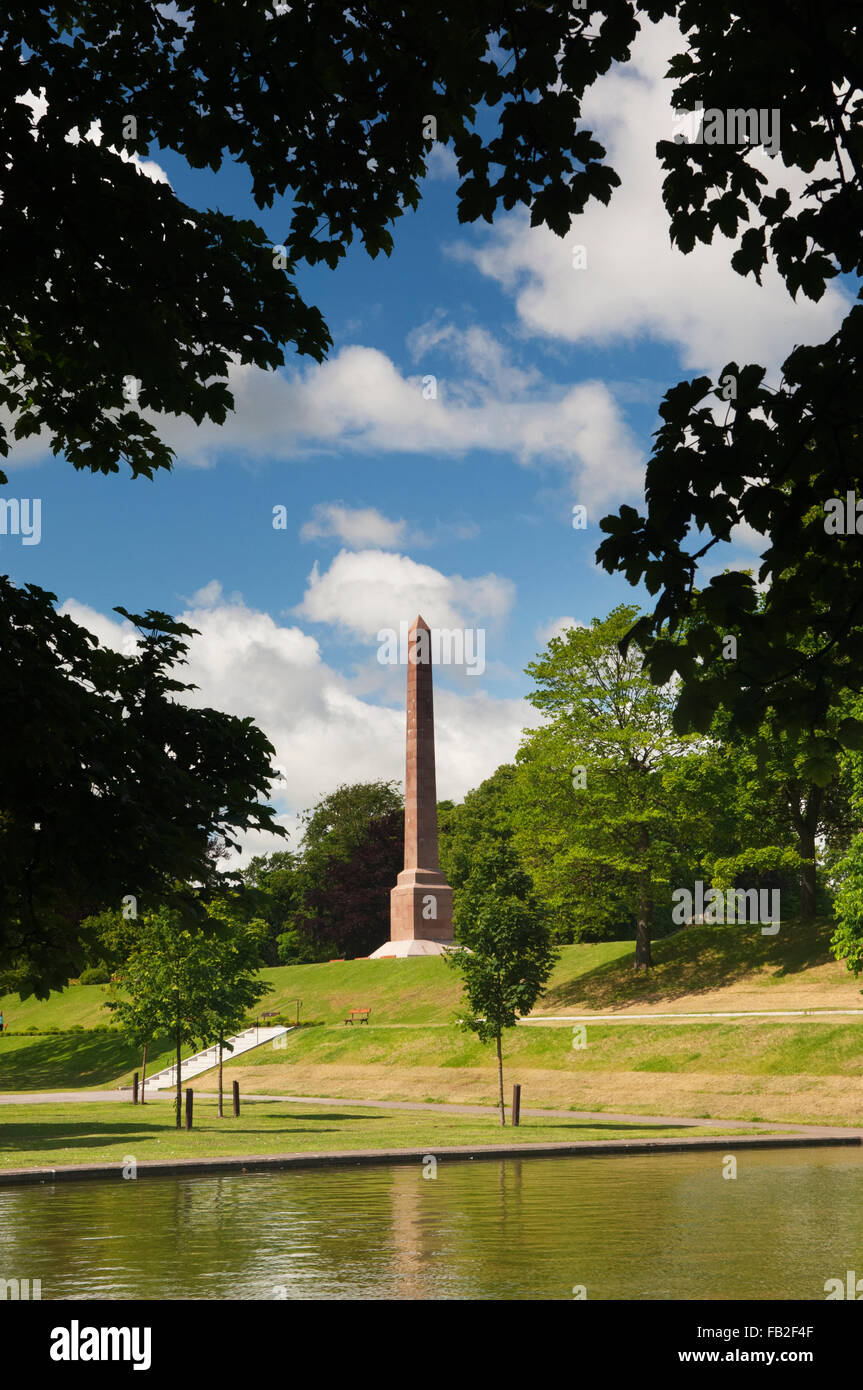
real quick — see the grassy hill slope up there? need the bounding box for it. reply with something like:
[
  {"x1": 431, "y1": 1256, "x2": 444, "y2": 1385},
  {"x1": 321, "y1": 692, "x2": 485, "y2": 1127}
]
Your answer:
[
  {"x1": 539, "y1": 917, "x2": 861, "y2": 1016},
  {"x1": 0, "y1": 940, "x2": 632, "y2": 1036},
  {"x1": 209, "y1": 1016, "x2": 863, "y2": 1127},
  {"x1": 3, "y1": 919, "x2": 862, "y2": 1125}
]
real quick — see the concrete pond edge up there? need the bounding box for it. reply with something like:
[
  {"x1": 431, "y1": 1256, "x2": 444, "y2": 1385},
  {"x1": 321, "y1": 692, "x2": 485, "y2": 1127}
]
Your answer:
[{"x1": 0, "y1": 1132, "x2": 858, "y2": 1186}]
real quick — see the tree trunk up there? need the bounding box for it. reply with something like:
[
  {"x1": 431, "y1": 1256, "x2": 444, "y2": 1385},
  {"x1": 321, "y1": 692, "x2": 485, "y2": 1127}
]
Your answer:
[
  {"x1": 635, "y1": 914, "x2": 652, "y2": 970},
  {"x1": 792, "y1": 784, "x2": 822, "y2": 922},
  {"x1": 175, "y1": 1027, "x2": 182, "y2": 1129},
  {"x1": 634, "y1": 823, "x2": 652, "y2": 970},
  {"x1": 799, "y1": 834, "x2": 817, "y2": 921},
  {"x1": 496, "y1": 1032, "x2": 506, "y2": 1127},
  {"x1": 140, "y1": 1042, "x2": 147, "y2": 1106},
  {"x1": 218, "y1": 1038, "x2": 223, "y2": 1119}
]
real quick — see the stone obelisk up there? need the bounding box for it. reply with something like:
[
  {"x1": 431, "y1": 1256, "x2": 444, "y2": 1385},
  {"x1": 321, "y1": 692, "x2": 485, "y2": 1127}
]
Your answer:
[{"x1": 370, "y1": 616, "x2": 454, "y2": 958}]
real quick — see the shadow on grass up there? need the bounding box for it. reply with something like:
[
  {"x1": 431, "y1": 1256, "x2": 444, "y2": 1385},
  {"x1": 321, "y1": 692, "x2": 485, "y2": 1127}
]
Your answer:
[
  {"x1": 0, "y1": 1032, "x2": 174, "y2": 1090},
  {"x1": 0, "y1": 1109, "x2": 381, "y2": 1153},
  {"x1": 543, "y1": 918, "x2": 836, "y2": 1011},
  {"x1": 0, "y1": 1123, "x2": 360, "y2": 1153},
  {"x1": 0, "y1": 1121, "x2": 164, "y2": 1151}
]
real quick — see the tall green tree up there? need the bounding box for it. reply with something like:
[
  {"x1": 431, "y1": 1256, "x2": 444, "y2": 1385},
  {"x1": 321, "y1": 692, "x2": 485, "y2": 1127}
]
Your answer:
[
  {"x1": 827, "y1": 744, "x2": 863, "y2": 974},
  {"x1": 237, "y1": 784, "x2": 405, "y2": 961},
  {"x1": 448, "y1": 839, "x2": 557, "y2": 1126},
  {"x1": 830, "y1": 826, "x2": 863, "y2": 979},
  {"x1": 298, "y1": 781, "x2": 403, "y2": 858},
  {"x1": 293, "y1": 782, "x2": 404, "y2": 959},
  {"x1": 595, "y1": 2, "x2": 863, "y2": 748},
  {"x1": 706, "y1": 707, "x2": 855, "y2": 920},
  {"x1": 521, "y1": 607, "x2": 706, "y2": 968},
  {"x1": 110, "y1": 907, "x2": 270, "y2": 1127},
  {"x1": 104, "y1": 965, "x2": 162, "y2": 1107},
  {"x1": 439, "y1": 765, "x2": 522, "y2": 894},
  {"x1": 0, "y1": 585, "x2": 283, "y2": 996},
  {"x1": 239, "y1": 851, "x2": 299, "y2": 965},
  {"x1": 199, "y1": 903, "x2": 271, "y2": 1118}
]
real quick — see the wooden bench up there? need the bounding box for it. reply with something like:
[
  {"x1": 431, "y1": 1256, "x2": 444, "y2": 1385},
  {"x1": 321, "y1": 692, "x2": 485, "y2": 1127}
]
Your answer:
[
  {"x1": 260, "y1": 1011, "x2": 280, "y2": 1020},
  {"x1": 344, "y1": 1007, "x2": 371, "y2": 1025}
]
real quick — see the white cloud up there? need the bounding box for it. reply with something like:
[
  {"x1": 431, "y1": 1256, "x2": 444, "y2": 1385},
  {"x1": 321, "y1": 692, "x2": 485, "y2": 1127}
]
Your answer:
[
  {"x1": 57, "y1": 600, "x2": 140, "y2": 658},
  {"x1": 121, "y1": 151, "x2": 171, "y2": 185},
  {"x1": 187, "y1": 579, "x2": 227, "y2": 608},
  {"x1": 300, "y1": 502, "x2": 408, "y2": 549},
  {"x1": 155, "y1": 340, "x2": 643, "y2": 509},
  {"x1": 292, "y1": 548, "x2": 515, "y2": 640},
  {"x1": 15, "y1": 89, "x2": 48, "y2": 125},
  {"x1": 15, "y1": 89, "x2": 170, "y2": 185},
  {"x1": 445, "y1": 18, "x2": 850, "y2": 376},
  {"x1": 406, "y1": 315, "x2": 541, "y2": 398},
  {"x1": 729, "y1": 521, "x2": 769, "y2": 553},
  {"x1": 300, "y1": 501, "x2": 481, "y2": 551},
  {"x1": 535, "y1": 616, "x2": 585, "y2": 646},
  {"x1": 425, "y1": 143, "x2": 459, "y2": 180}
]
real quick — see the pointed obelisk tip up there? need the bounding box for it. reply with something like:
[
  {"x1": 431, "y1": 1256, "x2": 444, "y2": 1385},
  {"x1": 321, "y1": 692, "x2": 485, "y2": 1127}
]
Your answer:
[{"x1": 410, "y1": 614, "x2": 431, "y2": 632}]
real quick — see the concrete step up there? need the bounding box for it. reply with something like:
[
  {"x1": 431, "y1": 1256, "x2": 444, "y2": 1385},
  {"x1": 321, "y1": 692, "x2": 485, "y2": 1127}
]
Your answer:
[{"x1": 140, "y1": 1025, "x2": 291, "y2": 1091}]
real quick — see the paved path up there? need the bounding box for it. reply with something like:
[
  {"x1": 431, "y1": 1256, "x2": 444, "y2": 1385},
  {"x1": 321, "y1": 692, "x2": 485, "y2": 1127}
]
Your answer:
[
  {"x1": 3, "y1": 1087, "x2": 860, "y2": 1140},
  {"x1": 525, "y1": 1008, "x2": 863, "y2": 1022}
]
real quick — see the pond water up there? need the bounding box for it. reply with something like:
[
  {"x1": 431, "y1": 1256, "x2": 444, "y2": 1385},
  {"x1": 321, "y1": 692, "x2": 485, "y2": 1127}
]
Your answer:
[{"x1": 2, "y1": 1146, "x2": 862, "y2": 1300}]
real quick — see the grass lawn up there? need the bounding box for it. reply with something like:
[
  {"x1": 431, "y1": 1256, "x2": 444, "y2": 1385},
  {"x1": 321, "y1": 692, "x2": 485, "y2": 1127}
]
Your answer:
[
  {"x1": 202, "y1": 1020, "x2": 863, "y2": 1128},
  {"x1": 216, "y1": 1018, "x2": 863, "y2": 1077},
  {"x1": 6, "y1": 1015, "x2": 863, "y2": 1097},
  {"x1": 0, "y1": 1032, "x2": 176, "y2": 1091},
  {"x1": 541, "y1": 916, "x2": 858, "y2": 1013},
  {"x1": 5, "y1": 1014, "x2": 863, "y2": 1125},
  {"x1": 0, "y1": 1097, "x2": 767, "y2": 1169},
  {"x1": 3, "y1": 918, "x2": 861, "y2": 1127},
  {"x1": 0, "y1": 983, "x2": 115, "y2": 1032},
  {"x1": 0, "y1": 917, "x2": 856, "y2": 1044},
  {"x1": 1, "y1": 948, "x2": 630, "y2": 1033}
]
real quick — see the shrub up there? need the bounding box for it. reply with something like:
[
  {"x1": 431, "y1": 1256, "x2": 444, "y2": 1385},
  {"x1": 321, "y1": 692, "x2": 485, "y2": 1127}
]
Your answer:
[{"x1": 78, "y1": 965, "x2": 111, "y2": 985}]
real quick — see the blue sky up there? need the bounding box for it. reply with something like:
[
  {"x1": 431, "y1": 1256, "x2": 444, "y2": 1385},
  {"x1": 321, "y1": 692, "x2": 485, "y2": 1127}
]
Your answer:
[{"x1": 3, "y1": 17, "x2": 854, "y2": 858}]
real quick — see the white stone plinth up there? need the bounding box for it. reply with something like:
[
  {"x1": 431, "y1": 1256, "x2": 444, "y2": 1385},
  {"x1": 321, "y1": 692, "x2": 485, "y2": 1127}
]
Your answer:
[{"x1": 368, "y1": 938, "x2": 455, "y2": 959}]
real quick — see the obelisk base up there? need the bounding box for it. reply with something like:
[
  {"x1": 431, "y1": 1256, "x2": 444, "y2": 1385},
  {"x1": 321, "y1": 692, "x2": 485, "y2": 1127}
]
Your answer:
[{"x1": 389, "y1": 868, "x2": 454, "y2": 942}]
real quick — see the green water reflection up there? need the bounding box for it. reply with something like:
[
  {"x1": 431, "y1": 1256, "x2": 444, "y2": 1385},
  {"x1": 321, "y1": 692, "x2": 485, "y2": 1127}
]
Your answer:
[{"x1": 1, "y1": 1147, "x2": 862, "y2": 1300}]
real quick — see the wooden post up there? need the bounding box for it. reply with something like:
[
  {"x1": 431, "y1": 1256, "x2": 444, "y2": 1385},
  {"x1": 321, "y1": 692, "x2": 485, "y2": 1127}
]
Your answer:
[
  {"x1": 185, "y1": 1088, "x2": 193, "y2": 1131},
  {"x1": 132, "y1": 1071, "x2": 139, "y2": 1105},
  {"x1": 232, "y1": 1080, "x2": 240, "y2": 1117},
  {"x1": 512, "y1": 1083, "x2": 521, "y2": 1127}
]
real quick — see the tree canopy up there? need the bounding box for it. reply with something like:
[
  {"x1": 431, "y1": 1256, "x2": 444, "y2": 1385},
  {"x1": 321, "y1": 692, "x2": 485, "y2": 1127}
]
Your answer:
[
  {"x1": 450, "y1": 838, "x2": 557, "y2": 1124},
  {"x1": 0, "y1": 0, "x2": 644, "y2": 478},
  {"x1": 0, "y1": 584, "x2": 282, "y2": 997},
  {"x1": 109, "y1": 905, "x2": 270, "y2": 1127},
  {"x1": 595, "y1": 0, "x2": 863, "y2": 744}
]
